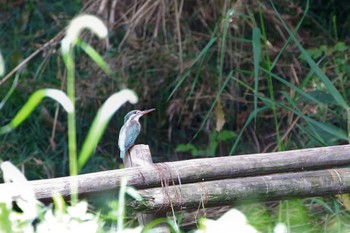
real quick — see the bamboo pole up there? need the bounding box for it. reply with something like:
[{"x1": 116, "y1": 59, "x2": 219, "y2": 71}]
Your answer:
[
  {"x1": 0, "y1": 144, "x2": 350, "y2": 201},
  {"x1": 130, "y1": 167, "x2": 350, "y2": 213},
  {"x1": 123, "y1": 145, "x2": 170, "y2": 233}
]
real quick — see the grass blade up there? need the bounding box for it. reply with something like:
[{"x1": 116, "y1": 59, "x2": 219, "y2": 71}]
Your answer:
[
  {"x1": 252, "y1": 27, "x2": 261, "y2": 125},
  {"x1": 0, "y1": 73, "x2": 19, "y2": 111},
  {"x1": 168, "y1": 37, "x2": 217, "y2": 101},
  {"x1": 270, "y1": 0, "x2": 348, "y2": 109},
  {"x1": 194, "y1": 70, "x2": 233, "y2": 138},
  {"x1": 76, "y1": 39, "x2": 112, "y2": 75},
  {"x1": 218, "y1": 9, "x2": 234, "y2": 85},
  {"x1": 78, "y1": 89, "x2": 137, "y2": 171},
  {"x1": 258, "y1": 5, "x2": 282, "y2": 150},
  {"x1": 0, "y1": 89, "x2": 73, "y2": 135},
  {"x1": 229, "y1": 106, "x2": 270, "y2": 155}
]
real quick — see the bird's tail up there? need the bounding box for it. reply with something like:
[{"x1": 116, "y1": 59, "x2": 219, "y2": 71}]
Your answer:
[{"x1": 120, "y1": 150, "x2": 125, "y2": 159}]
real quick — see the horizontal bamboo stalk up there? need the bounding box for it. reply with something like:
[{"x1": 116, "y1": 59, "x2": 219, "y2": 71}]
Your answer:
[
  {"x1": 1, "y1": 144, "x2": 350, "y2": 200},
  {"x1": 130, "y1": 168, "x2": 350, "y2": 213}
]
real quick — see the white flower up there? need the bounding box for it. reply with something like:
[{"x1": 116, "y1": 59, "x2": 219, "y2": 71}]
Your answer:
[
  {"x1": 36, "y1": 202, "x2": 99, "y2": 233},
  {"x1": 1, "y1": 161, "x2": 39, "y2": 220},
  {"x1": 274, "y1": 223, "x2": 288, "y2": 233},
  {"x1": 196, "y1": 209, "x2": 259, "y2": 233}
]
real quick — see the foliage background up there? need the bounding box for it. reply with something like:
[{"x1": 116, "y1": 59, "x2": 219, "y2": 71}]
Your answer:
[{"x1": 1, "y1": 0, "x2": 350, "y2": 231}]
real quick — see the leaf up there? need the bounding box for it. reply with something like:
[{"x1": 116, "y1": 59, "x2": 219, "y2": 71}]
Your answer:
[
  {"x1": 78, "y1": 89, "x2": 137, "y2": 171},
  {"x1": 298, "y1": 90, "x2": 337, "y2": 105},
  {"x1": 209, "y1": 133, "x2": 218, "y2": 155},
  {"x1": 0, "y1": 89, "x2": 73, "y2": 135},
  {"x1": 307, "y1": 118, "x2": 348, "y2": 141},
  {"x1": 77, "y1": 39, "x2": 112, "y2": 75},
  {"x1": 175, "y1": 144, "x2": 197, "y2": 152},
  {"x1": 0, "y1": 72, "x2": 18, "y2": 111},
  {"x1": 0, "y1": 202, "x2": 12, "y2": 233},
  {"x1": 335, "y1": 42, "x2": 347, "y2": 52},
  {"x1": 217, "y1": 130, "x2": 236, "y2": 141},
  {"x1": 61, "y1": 14, "x2": 107, "y2": 53},
  {"x1": 215, "y1": 100, "x2": 225, "y2": 131},
  {"x1": 52, "y1": 193, "x2": 66, "y2": 216},
  {"x1": 336, "y1": 194, "x2": 350, "y2": 212}
]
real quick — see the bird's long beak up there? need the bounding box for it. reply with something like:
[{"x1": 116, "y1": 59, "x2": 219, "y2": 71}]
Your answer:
[{"x1": 141, "y1": 108, "x2": 156, "y2": 115}]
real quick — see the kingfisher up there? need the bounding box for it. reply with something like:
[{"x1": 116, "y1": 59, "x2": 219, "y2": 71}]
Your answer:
[{"x1": 118, "y1": 108, "x2": 155, "y2": 159}]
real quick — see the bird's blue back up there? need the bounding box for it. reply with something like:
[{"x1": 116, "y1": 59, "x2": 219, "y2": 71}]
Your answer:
[{"x1": 123, "y1": 121, "x2": 141, "y2": 150}]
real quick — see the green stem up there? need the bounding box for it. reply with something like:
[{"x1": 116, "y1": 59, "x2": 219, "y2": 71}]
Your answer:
[
  {"x1": 347, "y1": 108, "x2": 350, "y2": 144},
  {"x1": 258, "y1": 3, "x2": 282, "y2": 151},
  {"x1": 63, "y1": 48, "x2": 78, "y2": 205},
  {"x1": 117, "y1": 178, "x2": 127, "y2": 232}
]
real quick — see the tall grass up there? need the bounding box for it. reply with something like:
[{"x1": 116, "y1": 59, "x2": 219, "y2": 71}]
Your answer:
[
  {"x1": 0, "y1": 15, "x2": 138, "y2": 205},
  {"x1": 1, "y1": 0, "x2": 350, "y2": 231}
]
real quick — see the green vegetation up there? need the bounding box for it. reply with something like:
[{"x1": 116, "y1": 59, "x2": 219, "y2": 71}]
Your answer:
[{"x1": 1, "y1": 0, "x2": 350, "y2": 232}]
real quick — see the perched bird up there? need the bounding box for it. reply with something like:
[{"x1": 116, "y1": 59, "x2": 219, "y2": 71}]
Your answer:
[{"x1": 118, "y1": 108, "x2": 155, "y2": 159}]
